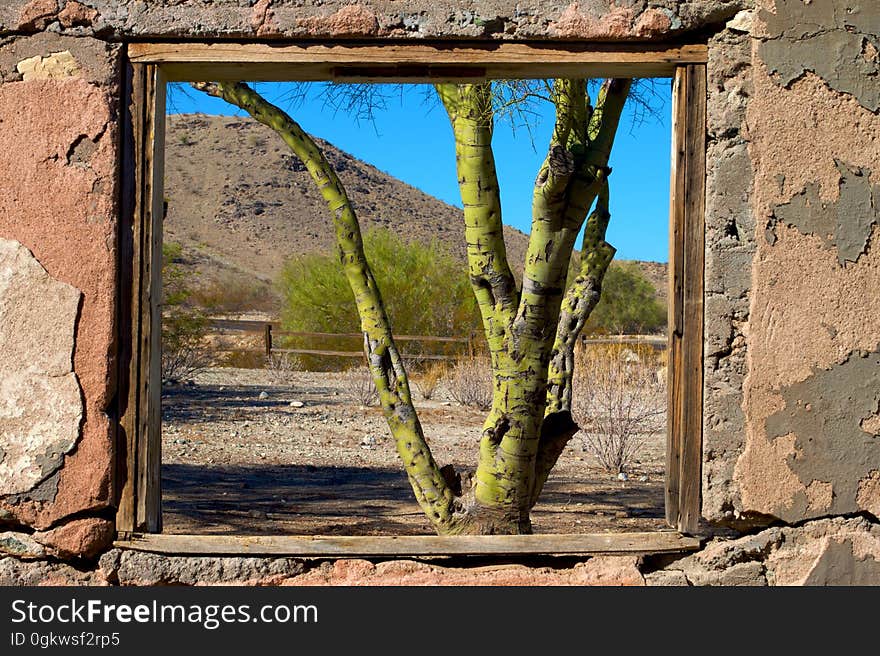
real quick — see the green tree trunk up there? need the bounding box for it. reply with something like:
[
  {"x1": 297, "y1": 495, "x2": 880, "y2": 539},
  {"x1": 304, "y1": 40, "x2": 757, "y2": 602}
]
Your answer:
[
  {"x1": 437, "y1": 79, "x2": 631, "y2": 533},
  {"x1": 196, "y1": 78, "x2": 631, "y2": 535},
  {"x1": 193, "y1": 82, "x2": 465, "y2": 534}
]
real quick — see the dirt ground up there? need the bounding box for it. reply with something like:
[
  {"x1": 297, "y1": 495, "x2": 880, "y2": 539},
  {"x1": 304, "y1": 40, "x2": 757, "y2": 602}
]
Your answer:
[{"x1": 161, "y1": 367, "x2": 667, "y2": 536}]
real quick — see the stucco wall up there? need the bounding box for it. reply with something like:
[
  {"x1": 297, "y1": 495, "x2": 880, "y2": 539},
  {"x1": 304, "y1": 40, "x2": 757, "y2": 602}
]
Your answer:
[
  {"x1": 0, "y1": 34, "x2": 120, "y2": 558},
  {"x1": 700, "y1": 0, "x2": 880, "y2": 528},
  {"x1": 0, "y1": 0, "x2": 878, "y2": 585}
]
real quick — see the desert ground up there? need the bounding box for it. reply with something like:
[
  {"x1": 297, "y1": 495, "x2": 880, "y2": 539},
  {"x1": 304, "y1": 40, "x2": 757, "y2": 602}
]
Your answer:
[{"x1": 161, "y1": 366, "x2": 667, "y2": 536}]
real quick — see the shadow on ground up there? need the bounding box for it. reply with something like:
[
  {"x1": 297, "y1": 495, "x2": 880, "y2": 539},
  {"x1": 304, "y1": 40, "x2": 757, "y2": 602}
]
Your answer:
[
  {"x1": 162, "y1": 382, "x2": 344, "y2": 423},
  {"x1": 162, "y1": 463, "x2": 665, "y2": 536}
]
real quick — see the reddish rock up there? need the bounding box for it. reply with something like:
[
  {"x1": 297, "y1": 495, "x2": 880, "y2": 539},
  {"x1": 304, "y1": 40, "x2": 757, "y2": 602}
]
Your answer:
[
  {"x1": 283, "y1": 556, "x2": 644, "y2": 586},
  {"x1": 250, "y1": 0, "x2": 280, "y2": 37},
  {"x1": 34, "y1": 517, "x2": 114, "y2": 559},
  {"x1": 633, "y1": 9, "x2": 671, "y2": 37},
  {"x1": 16, "y1": 0, "x2": 58, "y2": 31},
  {"x1": 551, "y1": 3, "x2": 635, "y2": 39},
  {"x1": 299, "y1": 5, "x2": 379, "y2": 38},
  {"x1": 58, "y1": 1, "x2": 97, "y2": 28},
  {"x1": 577, "y1": 555, "x2": 645, "y2": 586}
]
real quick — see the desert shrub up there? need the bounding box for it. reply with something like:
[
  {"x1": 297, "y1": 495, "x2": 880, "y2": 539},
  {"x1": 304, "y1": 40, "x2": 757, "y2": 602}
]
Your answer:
[
  {"x1": 278, "y1": 228, "x2": 480, "y2": 369},
  {"x1": 571, "y1": 346, "x2": 666, "y2": 474},
  {"x1": 341, "y1": 365, "x2": 379, "y2": 406},
  {"x1": 568, "y1": 260, "x2": 665, "y2": 335},
  {"x1": 447, "y1": 356, "x2": 492, "y2": 410},
  {"x1": 581, "y1": 342, "x2": 665, "y2": 368},
  {"x1": 265, "y1": 352, "x2": 302, "y2": 386},
  {"x1": 191, "y1": 272, "x2": 278, "y2": 314},
  {"x1": 413, "y1": 361, "x2": 448, "y2": 400},
  {"x1": 247, "y1": 133, "x2": 266, "y2": 149},
  {"x1": 220, "y1": 349, "x2": 266, "y2": 369},
  {"x1": 161, "y1": 242, "x2": 210, "y2": 384}
]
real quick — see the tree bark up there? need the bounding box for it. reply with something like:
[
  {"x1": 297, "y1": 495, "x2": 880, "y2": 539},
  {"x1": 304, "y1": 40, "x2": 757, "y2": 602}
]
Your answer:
[
  {"x1": 198, "y1": 78, "x2": 632, "y2": 535},
  {"x1": 192, "y1": 82, "x2": 464, "y2": 533},
  {"x1": 533, "y1": 184, "x2": 616, "y2": 506},
  {"x1": 438, "y1": 79, "x2": 631, "y2": 531}
]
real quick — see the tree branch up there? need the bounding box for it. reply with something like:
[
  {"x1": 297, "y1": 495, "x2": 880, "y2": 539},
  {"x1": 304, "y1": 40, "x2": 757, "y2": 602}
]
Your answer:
[
  {"x1": 531, "y1": 183, "x2": 616, "y2": 507},
  {"x1": 193, "y1": 81, "x2": 460, "y2": 533},
  {"x1": 519, "y1": 80, "x2": 629, "y2": 344},
  {"x1": 435, "y1": 83, "x2": 519, "y2": 356},
  {"x1": 545, "y1": 182, "x2": 615, "y2": 416}
]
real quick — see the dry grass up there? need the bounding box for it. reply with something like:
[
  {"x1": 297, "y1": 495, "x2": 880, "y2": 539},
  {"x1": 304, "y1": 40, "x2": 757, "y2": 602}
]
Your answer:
[
  {"x1": 265, "y1": 352, "x2": 302, "y2": 386},
  {"x1": 413, "y1": 361, "x2": 448, "y2": 400},
  {"x1": 571, "y1": 344, "x2": 666, "y2": 474},
  {"x1": 447, "y1": 355, "x2": 492, "y2": 410},
  {"x1": 220, "y1": 349, "x2": 266, "y2": 369},
  {"x1": 341, "y1": 365, "x2": 379, "y2": 407},
  {"x1": 162, "y1": 342, "x2": 211, "y2": 385},
  {"x1": 191, "y1": 273, "x2": 278, "y2": 314}
]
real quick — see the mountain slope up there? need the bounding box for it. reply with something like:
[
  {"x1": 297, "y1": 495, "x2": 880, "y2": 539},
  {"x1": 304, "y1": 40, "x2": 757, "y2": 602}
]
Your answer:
[
  {"x1": 163, "y1": 113, "x2": 666, "y2": 311},
  {"x1": 164, "y1": 114, "x2": 529, "y2": 300}
]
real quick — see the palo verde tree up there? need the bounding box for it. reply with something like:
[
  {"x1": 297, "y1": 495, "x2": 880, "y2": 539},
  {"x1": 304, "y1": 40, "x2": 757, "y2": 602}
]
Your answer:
[{"x1": 194, "y1": 76, "x2": 632, "y2": 534}]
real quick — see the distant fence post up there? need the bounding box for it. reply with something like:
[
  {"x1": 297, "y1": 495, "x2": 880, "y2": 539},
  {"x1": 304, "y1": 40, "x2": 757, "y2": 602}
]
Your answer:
[
  {"x1": 264, "y1": 323, "x2": 273, "y2": 356},
  {"x1": 468, "y1": 330, "x2": 476, "y2": 359}
]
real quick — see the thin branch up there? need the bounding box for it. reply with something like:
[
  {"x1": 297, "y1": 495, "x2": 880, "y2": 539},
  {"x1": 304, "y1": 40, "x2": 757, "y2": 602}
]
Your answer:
[
  {"x1": 532, "y1": 182, "x2": 616, "y2": 506},
  {"x1": 435, "y1": 82, "x2": 519, "y2": 355},
  {"x1": 190, "y1": 81, "x2": 459, "y2": 533},
  {"x1": 545, "y1": 182, "x2": 615, "y2": 416}
]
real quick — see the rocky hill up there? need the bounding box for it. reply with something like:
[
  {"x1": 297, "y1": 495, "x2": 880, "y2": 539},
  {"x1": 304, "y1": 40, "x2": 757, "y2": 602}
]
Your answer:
[{"x1": 163, "y1": 113, "x2": 666, "y2": 311}]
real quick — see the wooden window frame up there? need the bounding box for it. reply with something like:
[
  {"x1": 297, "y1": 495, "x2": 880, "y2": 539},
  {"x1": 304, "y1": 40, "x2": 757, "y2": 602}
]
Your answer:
[{"x1": 114, "y1": 42, "x2": 706, "y2": 557}]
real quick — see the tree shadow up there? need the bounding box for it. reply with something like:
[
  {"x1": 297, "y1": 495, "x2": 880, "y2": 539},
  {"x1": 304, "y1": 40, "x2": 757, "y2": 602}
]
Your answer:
[
  {"x1": 161, "y1": 462, "x2": 434, "y2": 535},
  {"x1": 535, "y1": 483, "x2": 666, "y2": 518},
  {"x1": 161, "y1": 462, "x2": 666, "y2": 536}
]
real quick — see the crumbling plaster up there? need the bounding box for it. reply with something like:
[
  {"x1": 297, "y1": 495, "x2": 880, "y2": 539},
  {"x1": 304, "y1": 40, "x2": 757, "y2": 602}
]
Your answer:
[
  {"x1": 0, "y1": 0, "x2": 877, "y2": 581},
  {"x1": 758, "y1": 0, "x2": 880, "y2": 113},
  {"x1": 0, "y1": 239, "x2": 82, "y2": 497},
  {"x1": 725, "y1": 0, "x2": 880, "y2": 526},
  {"x1": 0, "y1": 36, "x2": 121, "y2": 530}
]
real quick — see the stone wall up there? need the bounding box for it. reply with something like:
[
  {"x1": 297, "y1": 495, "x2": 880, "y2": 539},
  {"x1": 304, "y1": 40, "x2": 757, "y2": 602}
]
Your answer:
[
  {"x1": 698, "y1": 0, "x2": 880, "y2": 579},
  {"x1": 0, "y1": 1, "x2": 743, "y2": 41},
  {"x1": 0, "y1": 0, "x2": 878, "y2": 585}
]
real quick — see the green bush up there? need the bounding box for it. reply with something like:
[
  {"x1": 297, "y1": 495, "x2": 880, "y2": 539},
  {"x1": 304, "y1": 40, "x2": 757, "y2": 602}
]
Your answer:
[
  {"x1": 278, "y1": 228, "x2": 480, "y2": 369},
  {"x1": 162, "y1": 242, "x2": 210, "y2": 383},
  {"x1": 584, "y1": 261, "x2": 666, "y2": 335},
  {"x1": 190, "y1": 272, "x2": 279, "y2": 315}
]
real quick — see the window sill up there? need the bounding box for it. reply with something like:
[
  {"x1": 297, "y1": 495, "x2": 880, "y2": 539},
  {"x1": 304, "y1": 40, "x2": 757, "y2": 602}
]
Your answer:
[{"x1": 114, "y1": 531, "x2": 701, "y2": 557}]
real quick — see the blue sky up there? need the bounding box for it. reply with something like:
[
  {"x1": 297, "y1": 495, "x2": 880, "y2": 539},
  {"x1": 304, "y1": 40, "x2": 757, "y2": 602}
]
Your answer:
[{"x1": 167, "y1": 80, "x2": 671, "y2": 263}]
